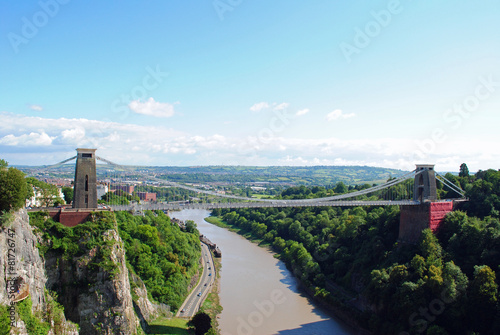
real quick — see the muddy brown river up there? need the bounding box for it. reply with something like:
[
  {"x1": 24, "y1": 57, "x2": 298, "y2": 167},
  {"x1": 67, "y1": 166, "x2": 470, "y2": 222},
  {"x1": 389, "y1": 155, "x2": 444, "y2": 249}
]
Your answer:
[{"x1": 170, "y1": 209, "x2": 356, "y2": 335}]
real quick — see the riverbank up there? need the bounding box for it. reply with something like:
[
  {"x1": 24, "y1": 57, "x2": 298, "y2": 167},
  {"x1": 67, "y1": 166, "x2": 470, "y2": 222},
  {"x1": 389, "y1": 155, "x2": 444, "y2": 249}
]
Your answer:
[{"x1": 204, "y1": 215, "x2": 371, "y2": 335}]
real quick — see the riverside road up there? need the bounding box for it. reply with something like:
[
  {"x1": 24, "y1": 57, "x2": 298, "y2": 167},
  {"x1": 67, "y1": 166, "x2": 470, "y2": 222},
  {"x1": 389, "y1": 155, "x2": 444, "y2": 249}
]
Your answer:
[{"x1": 176, "y1": 242, "x2": 216, "y2": 318}]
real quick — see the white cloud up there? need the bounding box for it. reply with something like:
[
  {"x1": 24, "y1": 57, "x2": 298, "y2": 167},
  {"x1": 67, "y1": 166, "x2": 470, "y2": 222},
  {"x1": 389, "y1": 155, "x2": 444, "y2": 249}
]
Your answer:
[
  {"x1": 128, "y1": 97, "x2": 176, "y2": 118},
  {"x1": 61, "y1": 127, "x2": 86, "y2": 144},
  {"x1": 0, "y1": 132, "x2": 54, "y2": 146},
  {"x1": 29, "y1": 104, "x2": 43, "y2": 111},
  {"x1": 273, "y1": 102, "x2": 289, "y2": 111},
  {"x1": 326, "y1": 109, "x2": 355, "y2": 121},
  {"x1": 0, "y1": 112, "x2": 497, "y2": 171},
  {"x1": 296, "y1": 108, "x2": 309, "y2": 116},
  {"x1": 250, "y1": 102, "x2": 270, "y2": 112}
]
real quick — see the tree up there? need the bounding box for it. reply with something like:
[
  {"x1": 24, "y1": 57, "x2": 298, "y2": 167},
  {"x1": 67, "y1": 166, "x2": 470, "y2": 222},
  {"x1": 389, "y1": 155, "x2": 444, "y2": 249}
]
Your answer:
[
  {"x1": 0, "y1": 165, "x2": 27, "y2": 212},
  {"x1": 334, "y1": 181, "x2": 348, "y2": 194},
  {"x1": 188, "y1": 312, "x2": 212, "y2": 335},
  {"x1": 459, "y1": 163, "x2": 469, "y2": 178},
  {"x1": 25, "y1": 178, "x2": 62, "y2": 207},
  {"x1": 62, "y1": 187, "x2": 73, "y2": 205},
  {"x1": 468, "y1": 265, "x2": 498, "y2": 332}
]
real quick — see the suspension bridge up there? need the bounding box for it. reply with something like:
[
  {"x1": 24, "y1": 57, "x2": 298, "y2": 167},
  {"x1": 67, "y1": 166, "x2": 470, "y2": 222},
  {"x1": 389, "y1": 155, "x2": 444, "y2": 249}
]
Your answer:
[
  {"x1": 39, "y1": 149, "x2": 466, "y2": 212},
  {"x1": 34, "y1": 149, "x2": 467, "y2": 242}
]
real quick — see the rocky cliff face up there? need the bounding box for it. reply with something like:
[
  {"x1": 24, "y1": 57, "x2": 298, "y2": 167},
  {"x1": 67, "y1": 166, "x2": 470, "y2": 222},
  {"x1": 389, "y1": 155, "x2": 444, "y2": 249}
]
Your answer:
[
  {"x1": 1, "y1": 209, "x2": 158, "y2": 335},
  {"x1": 43, "y1": 225, "x2": 141, "y2": 334},
  {"x1": 0, "y1": 209, "x2": 78, "y2": 334}
]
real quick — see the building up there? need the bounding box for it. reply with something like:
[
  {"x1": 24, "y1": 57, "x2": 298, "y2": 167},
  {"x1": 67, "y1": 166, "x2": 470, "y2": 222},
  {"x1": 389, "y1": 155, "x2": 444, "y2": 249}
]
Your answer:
[
  {"x1": 96, "y1": 183, "x2": 109, "y2": 201},
  {"x1": 137, "y1": 192, "x2": 156, "y2": 202},
  {"x1": 111, "y1": 184, "x2": 134, "y2": 194}
]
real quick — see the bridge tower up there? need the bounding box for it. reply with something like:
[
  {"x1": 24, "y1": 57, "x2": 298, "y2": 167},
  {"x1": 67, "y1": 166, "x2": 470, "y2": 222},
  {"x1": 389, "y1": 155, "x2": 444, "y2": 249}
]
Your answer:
[
  {"x1": 399, "y1": 164, "x2": 454, "y2": 243},
  {"x1": 73, "y1": 148, "x2": 98, "y2": 209},
  {"x1": 414, "y1": 164, "x2": 437, "y2": 202}
]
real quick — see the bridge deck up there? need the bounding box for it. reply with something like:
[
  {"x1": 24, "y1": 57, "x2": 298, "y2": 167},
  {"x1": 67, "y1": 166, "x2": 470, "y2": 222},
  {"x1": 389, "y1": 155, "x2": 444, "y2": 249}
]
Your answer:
[{"x1": 110, "y1": 200, "x2": 422, "y2": 211}]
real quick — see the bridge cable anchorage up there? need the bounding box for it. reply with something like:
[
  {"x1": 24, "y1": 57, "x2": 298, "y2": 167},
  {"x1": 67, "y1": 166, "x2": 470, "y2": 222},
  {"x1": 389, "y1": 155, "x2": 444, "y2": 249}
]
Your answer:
[{"x1": 435, "y1": 172, "x2": 466, "y2": 198}]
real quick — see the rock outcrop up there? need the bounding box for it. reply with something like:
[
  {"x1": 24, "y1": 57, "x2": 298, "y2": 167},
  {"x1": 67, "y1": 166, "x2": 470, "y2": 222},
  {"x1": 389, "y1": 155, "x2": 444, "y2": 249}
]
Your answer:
[
  {"x1": 1, "y1": 209, "x2": 153, "y2": 335},
  {"x1": 44, "y1": 228, "x2": 141, "y2": 334},
  {"x1": 0, "y1": 209, "x2": 78, "y2": 334}
]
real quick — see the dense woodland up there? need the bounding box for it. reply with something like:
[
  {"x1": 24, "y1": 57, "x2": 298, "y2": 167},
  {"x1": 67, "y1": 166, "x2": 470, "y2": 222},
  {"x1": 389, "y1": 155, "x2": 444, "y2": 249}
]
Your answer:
[
  {"x1": 212, "y1": 166, "x2": 500, "y2": 334},
  {"x1": 115, "y1": 210, "x2": 201, "y2": 310}
]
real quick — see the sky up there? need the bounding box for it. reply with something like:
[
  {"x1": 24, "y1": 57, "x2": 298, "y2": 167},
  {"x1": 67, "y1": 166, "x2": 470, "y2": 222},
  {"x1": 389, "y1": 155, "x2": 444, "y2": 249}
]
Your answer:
[{"x1": 1, "y1": 1, "x2": 499, "y2": 172}]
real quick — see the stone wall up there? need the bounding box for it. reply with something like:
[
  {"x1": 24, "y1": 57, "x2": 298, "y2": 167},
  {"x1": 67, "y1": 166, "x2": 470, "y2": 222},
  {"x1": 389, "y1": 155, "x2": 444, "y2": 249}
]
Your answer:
[{"x1": 399, "y1": 202, "x2": 455, "y2": 243}]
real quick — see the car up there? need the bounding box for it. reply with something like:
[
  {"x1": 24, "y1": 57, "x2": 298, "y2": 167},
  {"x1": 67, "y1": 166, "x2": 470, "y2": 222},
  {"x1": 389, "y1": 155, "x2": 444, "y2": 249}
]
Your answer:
[
  {"x1": 208, "y1": 273, "x2": 212, "y2": 276},
  {"x1": 180, "y1": 309, "x2": 185, "y2": 313},
  {"x1": 208, "y1": 267, "x2": 211, "y2": 270},
  {"x1": 204, "y1": 283, "x2": 207, "y2": 286},
  {"x1": 197, "y1": 292, "x2": 202, "y2": 296}
]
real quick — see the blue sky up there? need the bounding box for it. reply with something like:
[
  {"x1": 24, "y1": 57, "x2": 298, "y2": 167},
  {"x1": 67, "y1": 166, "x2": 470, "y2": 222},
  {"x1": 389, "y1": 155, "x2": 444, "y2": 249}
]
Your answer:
[{"x1": 1, "y1": 1, "x2": 499, "y2": 171}]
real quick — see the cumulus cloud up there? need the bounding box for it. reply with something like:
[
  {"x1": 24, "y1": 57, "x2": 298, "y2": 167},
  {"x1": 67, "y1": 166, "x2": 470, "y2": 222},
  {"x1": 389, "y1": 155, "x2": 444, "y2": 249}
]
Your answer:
[
  {"x1": 0, "y1": 112, "x2": 497, "y2": 171},
  {"x1": 0, "y1": 132, "x2": 54, "y2": 146},
  {"x1": 250, "y1": 102, "x2": 291, "y2": 112},
  {"x1": 250, "y1": 102, "x2": 270, "y2": 112},
  {"x1": 296, "y1": 108, "x2": 309, "y2": 116},
  {"x1": 128, "y1": 97, "x2": 176, "y2": 118},
  {"x1": 273, "y1": 102, "x2": 289, "y2": 111},
  {"x1": 29, "y1": 104, "x2": 43, "y2": 111},
  {"x1": 326, "y1": 109, "x2": 355, "y2": 121}
]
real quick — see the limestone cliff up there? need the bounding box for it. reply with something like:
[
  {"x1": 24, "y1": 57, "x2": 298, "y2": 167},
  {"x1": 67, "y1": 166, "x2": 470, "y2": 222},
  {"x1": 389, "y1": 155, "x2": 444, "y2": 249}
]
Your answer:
[
  {"x1": 0, "y1": 209, "x2": 78, "y2": 334},
  {"x1": 42, "y1": 218, "x2": 141, "y2": 334},
  {"x1": 0, "y1": 209, "x2": 160, "y2": 335}
]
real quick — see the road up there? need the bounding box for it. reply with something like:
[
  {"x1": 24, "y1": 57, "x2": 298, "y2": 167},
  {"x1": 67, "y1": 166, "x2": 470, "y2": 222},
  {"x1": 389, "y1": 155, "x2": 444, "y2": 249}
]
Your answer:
[{"x1": 176, "y1": 242, "x2": 216, "y2": 318}]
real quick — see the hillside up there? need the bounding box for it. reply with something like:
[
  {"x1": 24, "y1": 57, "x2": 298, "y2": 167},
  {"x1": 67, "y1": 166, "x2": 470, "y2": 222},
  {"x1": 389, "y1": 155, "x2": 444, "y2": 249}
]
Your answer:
[
  {"x1": 20, "y1": 164, "x2": 405, "y2": 187},
  {"x1": 0, "y1": 209, "x2": 201, "y2": 334}
]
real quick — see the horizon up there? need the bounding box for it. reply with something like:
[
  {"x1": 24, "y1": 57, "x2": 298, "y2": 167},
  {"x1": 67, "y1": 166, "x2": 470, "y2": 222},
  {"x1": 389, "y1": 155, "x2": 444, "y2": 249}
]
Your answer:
[
  {"x1": 14, "y1": 160, "x2": 472, "y2": 176},
  {"x1": 1, "y1": 1, "x2": 499, "y2": 172}
]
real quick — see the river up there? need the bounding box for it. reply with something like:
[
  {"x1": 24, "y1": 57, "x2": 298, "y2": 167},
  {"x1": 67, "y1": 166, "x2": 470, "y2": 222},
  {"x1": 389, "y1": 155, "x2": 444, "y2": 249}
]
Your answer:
[{"x1": 170, "y1": 209, "x2": 355, "y2": 335}]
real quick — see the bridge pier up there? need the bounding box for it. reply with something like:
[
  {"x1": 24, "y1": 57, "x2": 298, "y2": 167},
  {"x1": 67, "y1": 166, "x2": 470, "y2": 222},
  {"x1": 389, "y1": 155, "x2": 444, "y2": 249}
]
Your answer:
[
  {"x1": 399, "y1": 202, "x2": 454, "y2": 243},
  {"x1": 399, "y1": 164, "x2": 454, "y2": 243}
]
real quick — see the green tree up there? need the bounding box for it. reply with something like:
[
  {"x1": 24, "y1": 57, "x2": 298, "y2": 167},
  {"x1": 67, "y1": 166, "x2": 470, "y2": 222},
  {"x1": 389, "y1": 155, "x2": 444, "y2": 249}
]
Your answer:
[
  {"x1": 62, "y1": 186, "x2": 73, "y2": 205},
  {"x1": 334, "y1": 181, "x2": 348, "y2": 194},
  {"x1": 468, "y1": 265, "x2": 498, "y2": 333},
  {"x1": 25, "y1": 178, "x2": 62, "y2": 207},
  {"x1": 0, "y1": 164, "x2": 27, "y2": 212},
  {"x1": 188, "y1": 312, "x2": 212, "y2": 335},
  {"x1": 459, "y1": 163, "x2": 469, "y2": 178}
]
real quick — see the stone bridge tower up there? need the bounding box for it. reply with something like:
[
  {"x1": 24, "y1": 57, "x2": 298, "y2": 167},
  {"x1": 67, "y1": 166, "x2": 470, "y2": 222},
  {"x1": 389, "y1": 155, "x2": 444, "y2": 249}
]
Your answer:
[
  {"x1": 414, "y1": 164, "x2": 437, "y2": 202},
  {"x1": 73, "y1": 148, "x2": 98, "y2": 209},
  {"x1": 399, "y1": 164, "x2": 454, "y2": 243}
]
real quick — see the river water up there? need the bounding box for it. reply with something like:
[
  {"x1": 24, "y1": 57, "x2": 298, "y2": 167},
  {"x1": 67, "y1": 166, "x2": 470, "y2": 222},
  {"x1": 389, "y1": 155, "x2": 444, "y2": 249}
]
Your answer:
[{"x1": 170, "y1": 209, "x2": 355, "y2": 335}]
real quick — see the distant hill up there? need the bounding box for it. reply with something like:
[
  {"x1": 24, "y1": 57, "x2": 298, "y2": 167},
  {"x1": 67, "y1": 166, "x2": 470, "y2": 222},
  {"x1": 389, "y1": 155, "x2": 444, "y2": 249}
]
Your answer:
[{"x1": 18, "y1": 164, "x2": 406, "y2": 186}]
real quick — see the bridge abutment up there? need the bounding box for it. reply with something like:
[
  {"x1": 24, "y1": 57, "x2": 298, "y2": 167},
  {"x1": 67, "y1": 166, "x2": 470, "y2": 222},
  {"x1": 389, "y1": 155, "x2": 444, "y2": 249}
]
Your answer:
[
  {"x1": 399, "y1": 164, "x2": 454, "y2": 243},
  {"x1": 399, "y1": 202, "x2": 454, "y2": 243}
]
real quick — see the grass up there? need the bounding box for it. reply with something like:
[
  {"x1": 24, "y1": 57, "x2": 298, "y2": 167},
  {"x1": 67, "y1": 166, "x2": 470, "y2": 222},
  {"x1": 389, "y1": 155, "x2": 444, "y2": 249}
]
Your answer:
[{"x1": 147, "y1": 317, "x2": 192, "y2": 335}]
